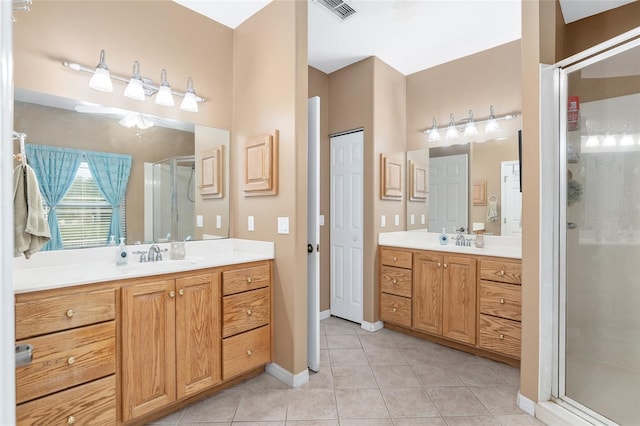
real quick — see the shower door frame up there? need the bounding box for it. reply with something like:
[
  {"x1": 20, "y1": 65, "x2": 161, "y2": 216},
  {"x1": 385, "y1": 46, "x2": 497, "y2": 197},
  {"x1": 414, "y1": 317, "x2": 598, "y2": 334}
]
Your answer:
[{"x1": 553, "y1": 30, "x2": 640, "y2": 426}]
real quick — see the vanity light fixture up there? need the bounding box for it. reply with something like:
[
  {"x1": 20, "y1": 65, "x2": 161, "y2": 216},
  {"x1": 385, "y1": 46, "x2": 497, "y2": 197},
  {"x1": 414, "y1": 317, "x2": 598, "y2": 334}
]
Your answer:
[
  {"x1": 464, "y1": 109, "x2": 478, "y2": 136},
  {"x1": 445, "y1": 113, "x2": 461, "y2": 139},
  {"x1": 602, "y1": 133, "x2": 617, "y2": 147},
  {"x1": 427, "y1": 118, "x2": 441, "y2": 142},
  {"x1": 484, "y1": 105, "x2": 501, "y2": 134},
  {"x1": 62, "y1": 49, "x2": 206, "y2": 112},
  {"x1": 118, "y1": 112, "x2": 154, "y2": 130},
  {"x1": 619, "y1": 133, "x2": 635, "y2": 146},
  {"x1": 423, "y1": 105, "x2": 519, "y2": 143}
]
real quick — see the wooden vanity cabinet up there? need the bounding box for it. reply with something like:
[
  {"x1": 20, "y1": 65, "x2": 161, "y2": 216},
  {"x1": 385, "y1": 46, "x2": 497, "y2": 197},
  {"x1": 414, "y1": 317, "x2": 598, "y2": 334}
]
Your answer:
[
  {"x1": 120, "y1": 272, "x2": 220, "y2": 422},
  {"x1": 379, "y1": 248, "x2": 413, "y2": 327}
]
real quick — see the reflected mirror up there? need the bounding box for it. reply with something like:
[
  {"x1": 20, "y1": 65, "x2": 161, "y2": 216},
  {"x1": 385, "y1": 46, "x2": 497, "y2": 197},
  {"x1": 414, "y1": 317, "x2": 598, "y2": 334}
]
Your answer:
[
  {"x1": 13, "y1": 88, "x2": 230, "y2": 249},
  {"x1": 406, "y1": 133, "x2": 521, "y2": 236}
]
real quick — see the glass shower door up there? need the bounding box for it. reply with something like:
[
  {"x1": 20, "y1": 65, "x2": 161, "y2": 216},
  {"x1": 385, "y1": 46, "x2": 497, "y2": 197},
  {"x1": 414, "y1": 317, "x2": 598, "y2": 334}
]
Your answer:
[{"x1": 560, "y1": 39, "x2": 640, "y2": 425}]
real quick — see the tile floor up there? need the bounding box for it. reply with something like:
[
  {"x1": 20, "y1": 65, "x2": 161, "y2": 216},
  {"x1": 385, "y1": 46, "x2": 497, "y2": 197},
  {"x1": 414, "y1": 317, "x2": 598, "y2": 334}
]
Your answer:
[{"x1": 152, "y1": 316, "x2": 545, "y2": 426}]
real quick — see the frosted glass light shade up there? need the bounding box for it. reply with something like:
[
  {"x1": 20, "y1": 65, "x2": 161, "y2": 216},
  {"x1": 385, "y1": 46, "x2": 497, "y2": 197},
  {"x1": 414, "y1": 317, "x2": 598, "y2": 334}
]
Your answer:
[
  {"x1": 464, "y1": 122, "x2": 478, "y2": 136},
  {"x1": 124, "y1": 78, "x2": 145, "y2": 101},
  {"x1": 485, "y1": 119, "x2": 501, "y2": 134},
  {"x1": 445, "y1": 124, "x2": 460, "y2": 139},
  {"x1": 89, "y1": 67, "x2": 113, "y2": 92},
  {"x1": 619, "y1": 134, "x2": 635, "y2": 146},
  {"x1": 155, "y1": 85, "x2": 175, "y2": 106},
  {"x1": 180, "y1": 92, "x2": 198, "y2": 112}
]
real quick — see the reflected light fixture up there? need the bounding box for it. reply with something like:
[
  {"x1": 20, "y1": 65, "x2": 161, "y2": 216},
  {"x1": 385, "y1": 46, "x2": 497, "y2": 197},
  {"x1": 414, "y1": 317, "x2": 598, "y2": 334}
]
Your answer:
[
  {"x1": 619, "y1": 133, "x2": 635, "y2": 146},
  {"x1": 427, "y1": 117, "x2": 441, "y2": 142},
  {"x1": 485, "y1": 105, "x2": 500, "y2": 134},
  {"x1": 180, "y1": 77, "x2": 199, "y2": 113},
  {"x1": 123, "y1": 61, "x2": 145, "y2": 101},
  {"x1": 118, "y1": 112, "x2": 154, "y2": 130},
  {"x1": 445, "y1": 113, "x2": 461, "y2": 139},
  {"x1": 88, "y1": 49, "x2": 113, "y2": 92},
  {"x1": 155, "y1": 69, "x2": 175, "y2": 107},
  {"x1": 585, "y1": 134, "x2": 600, "y2": 147},
  {"x1": 602, "y1": 133, "x2": 617, "y2": 147},
  {"x1": 464, "y1": 109, "x2": 478, "y2": 136}
]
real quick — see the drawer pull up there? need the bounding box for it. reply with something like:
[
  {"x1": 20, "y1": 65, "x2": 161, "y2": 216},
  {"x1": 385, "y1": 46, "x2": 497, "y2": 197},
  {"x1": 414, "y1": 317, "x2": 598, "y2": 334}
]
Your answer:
[
  {"x1": 499, "y1": 334, "x2": 504, "y2": 340},
  {"x1": 169, "y1": 290, "x2": 176, "y2": 298},
  {"x1": 67, "y1": 356, "x2": 75, "y2": 365},
  {"x1": 437, "y1": 262, "x2": 441, "y2": 267},
  {"x1": 67, "y1": 416, "x2": 75, "y2": 425},
  {"x1": 392, "y1": 308, "x2": 397, "y2": 312},
  {"x1": 499, "y1": 298, "x2": 505, "y2": 304},
  {"x1": 247, "y1": 277, "x2": 253, "y2": 283},
  {"x1": 444, "y1": 264, "x2": 448, "y2": 268},
  {"x1": 178, "y1": 289, "x2": 185, "y2": 296},
  {"x1": 392, "y1": 279, "x2": 397, "y2": 284},
  {"x1": 247, "y1": 349, "x2": 253, "y2": 356},
  {"x1": 66, "y1": 309, "x2": 74, "y2": 318},
  {"x1": 247, "y1": 309, "x2": 253, "y2": 316},
  {"x1": 500, "y1": 270, "x2": 505, "y2": 275}
]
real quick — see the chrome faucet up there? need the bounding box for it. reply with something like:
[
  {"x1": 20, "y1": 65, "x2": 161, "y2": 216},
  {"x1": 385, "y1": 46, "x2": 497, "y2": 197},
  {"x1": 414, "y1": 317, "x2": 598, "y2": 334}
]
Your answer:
[
  {"x1": 455, "y1": 232, "x2": 467, "y2": 246},
  {"x1": 147, "y1": 244, "x2": 162, "y2": 262}
]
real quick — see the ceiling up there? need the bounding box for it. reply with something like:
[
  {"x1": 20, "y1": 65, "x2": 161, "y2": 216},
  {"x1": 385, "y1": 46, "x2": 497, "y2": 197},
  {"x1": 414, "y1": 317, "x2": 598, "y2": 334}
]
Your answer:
[{"x1": 160, "y1": 1, "x2": 640, "y2": 76}]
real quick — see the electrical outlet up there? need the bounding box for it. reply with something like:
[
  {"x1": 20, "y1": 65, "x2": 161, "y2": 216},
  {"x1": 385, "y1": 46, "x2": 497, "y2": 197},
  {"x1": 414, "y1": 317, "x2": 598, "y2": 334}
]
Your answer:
[
  {"x1": 319, "y1": 215, "x2": 325, "y2": 226},
  {"x1": 248, "y1": 216, "x2": 254, "y2": 231}
]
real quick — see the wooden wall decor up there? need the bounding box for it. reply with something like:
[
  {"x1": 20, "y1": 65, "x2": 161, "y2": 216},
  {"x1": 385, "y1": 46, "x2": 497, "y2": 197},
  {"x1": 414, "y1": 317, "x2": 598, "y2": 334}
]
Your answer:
[
  {"x1": 472, "y1": 179, "x2": 487, "y2": 206},
  {"x1": 200, "y1": 145, "x2": 224, "y2": 199},
  {"x1": 409, "y1": 160, "x2": 428, "y2": 202},
  {"x1": 243, "y1": 130, "x2": 279, "y2": 196},
  {"x1": 381, "y1": 154, "x2": 403, "y2": 200}
]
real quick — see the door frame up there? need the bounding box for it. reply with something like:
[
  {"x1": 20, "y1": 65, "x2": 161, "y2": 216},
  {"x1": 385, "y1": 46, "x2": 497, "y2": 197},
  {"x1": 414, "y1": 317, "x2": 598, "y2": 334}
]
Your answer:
[{"x1": 307, "y1": 96, "x2": 320, "y2": 372}]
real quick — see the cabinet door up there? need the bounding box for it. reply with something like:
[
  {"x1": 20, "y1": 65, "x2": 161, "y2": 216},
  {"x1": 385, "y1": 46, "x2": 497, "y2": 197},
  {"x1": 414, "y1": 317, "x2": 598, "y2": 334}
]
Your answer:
[
  {"x1": 442, "y1": 256, "x2": 477, "y2": 345},
  {"x1": 413, "y1": 252, "x2": 443, "y2": 334},
  {"x1": 176, "y1": 273, "x2": 221, "y2": 399},
  {"x1": 121, "y1": 280, "x2": 176, "y2": 422}
]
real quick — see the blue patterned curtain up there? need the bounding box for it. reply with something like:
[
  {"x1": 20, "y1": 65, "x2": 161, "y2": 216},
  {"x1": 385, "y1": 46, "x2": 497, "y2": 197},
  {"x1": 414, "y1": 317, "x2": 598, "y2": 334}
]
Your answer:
[
  {"x1": 85, "y1": 151, "x2": 132, "y2": 244},
  {"x1": 25, "y1": 144, "x2": 82, "y2": 251}
]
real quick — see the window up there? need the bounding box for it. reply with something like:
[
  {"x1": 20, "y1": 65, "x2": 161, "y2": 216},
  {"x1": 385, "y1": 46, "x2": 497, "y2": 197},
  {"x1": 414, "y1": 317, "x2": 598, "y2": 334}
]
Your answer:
[{"x1": 44, "y1": 162, "x2": 126, "y2": 249}]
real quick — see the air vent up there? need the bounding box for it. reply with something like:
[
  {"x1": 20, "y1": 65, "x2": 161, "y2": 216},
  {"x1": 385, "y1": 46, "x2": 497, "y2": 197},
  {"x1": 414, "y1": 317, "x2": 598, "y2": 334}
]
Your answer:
[{"x1": 313, "y1": 0, "x2": 357, "y2": 21}]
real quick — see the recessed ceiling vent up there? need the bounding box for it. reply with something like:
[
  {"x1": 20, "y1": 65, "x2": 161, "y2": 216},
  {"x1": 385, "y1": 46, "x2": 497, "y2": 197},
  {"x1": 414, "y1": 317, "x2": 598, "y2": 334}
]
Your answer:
[{"x1": 313, "y1": 0, "x2": 357, "y2": 21}]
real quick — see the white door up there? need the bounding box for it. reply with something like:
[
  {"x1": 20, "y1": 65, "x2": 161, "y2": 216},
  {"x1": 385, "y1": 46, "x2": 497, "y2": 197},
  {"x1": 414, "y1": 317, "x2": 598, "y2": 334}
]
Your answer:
[
  {"x1": 428, "y1": 154, "x2": 468, "y2": 233},
  {"x1": 501, "y1": 160, "x2": 522, "y2": 236},
  {"x1": 307, "y1": 97, "x2": 320, "y2": 372},
  {"x1": 330, "y1": 130, "x2": 363, "y2": 323}
]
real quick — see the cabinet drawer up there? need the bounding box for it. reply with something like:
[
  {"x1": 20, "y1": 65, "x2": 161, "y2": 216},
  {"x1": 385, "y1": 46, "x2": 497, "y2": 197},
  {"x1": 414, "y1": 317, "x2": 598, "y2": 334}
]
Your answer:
[
  {"x1": 16, "y1": 375, "x2": 116, "y2": 426},
  {"x1": 223, "y1": 263, "x2": 270, "y2": 295},
  {"x1": 223, "y1": 287, "x2": 270, "y2": 338},
  {"x1": 380, "y1": 293, "x2": 412, "y2": 328},
  {"x1": 16, "y1": 321, "x2": 116, "y2": 404},
  {"x1": 380, "y1": 248, "x2": 412, "y2": 269},
  {"x1": 479, "y1": 281, "x2": 522, "y2": 321},
  {"x1": 380, "y1": 266, "x2": 412, "y2": 298},
  {"x1": 479, "y1": 260, "x2": 521, "y2": 285},
  {"x1": 478, "y1": 314, "x2": 521, "y2": 359},
  {"x1": 15, "y1": 288, "x2": 115, "y2": 339},
  {"x1": 223, "y1": 325, "x2": 270, "y2": 380}
]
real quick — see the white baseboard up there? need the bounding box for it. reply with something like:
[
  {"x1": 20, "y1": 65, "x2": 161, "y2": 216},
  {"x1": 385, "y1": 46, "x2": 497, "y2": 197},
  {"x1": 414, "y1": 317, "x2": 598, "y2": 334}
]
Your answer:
[
  {"x1": 319, "y1": 310, "x2": 331, "y2": 320},
  {"x1": 517, "y1": 392, "x2": 536, "y2": 416},
  {"x1": 361, "y1": 320, "x2": 384, "y2": 332},
  {"x1": 265, "y1": 362, "x2": 309, "y2": 388}
]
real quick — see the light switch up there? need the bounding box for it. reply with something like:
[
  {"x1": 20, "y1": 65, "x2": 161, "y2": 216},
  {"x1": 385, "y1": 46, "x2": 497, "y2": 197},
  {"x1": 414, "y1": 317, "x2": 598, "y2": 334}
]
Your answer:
[
  {"x1": 248, "y1": 216, "x2": 255, "y2": 231},
  {"x1": 381, "y1": 215, "x2": 386, "y2": 227},
  {"x1": 395, "y1": 214, "x2": 400, "y2": 226},
  {"x1": 410, "y1": 214, "x2": 415, "y2": 225},
  {"x1": 277, "y1": 217, "x2": 290, "y2": 234},
  {"x1": 196, "y1": 215, "x2": 203, "y2": 228},
  {"x1": 216, "y1": 215, "x2": 222, "y2": 229},
  {"x1": 319, "y1": 215, "x2": 325, "y2": 226}
]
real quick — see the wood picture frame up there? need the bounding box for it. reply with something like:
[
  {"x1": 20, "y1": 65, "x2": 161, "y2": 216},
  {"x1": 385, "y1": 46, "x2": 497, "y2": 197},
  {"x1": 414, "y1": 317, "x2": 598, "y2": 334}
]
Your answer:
[
  {"x1": 409, "y1": 160, "x2": 428, "y2": 201},
  {"x1": 472, "y1": 179, "x2": 487, "y2": 206},
  {"x1": 200, "y1": 145, "x2": 224, "y2": 199},
  {"x1": 380, "y1": 154, "x2": 403, "y2": 200},
  {"x1": 243, "y1": 130, "x2": 279, "y2": 196}
]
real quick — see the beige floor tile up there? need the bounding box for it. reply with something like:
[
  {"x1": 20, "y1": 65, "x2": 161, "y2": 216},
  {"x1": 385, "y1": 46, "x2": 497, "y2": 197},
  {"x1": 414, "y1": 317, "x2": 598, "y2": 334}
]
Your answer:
[
  {"x1": 392, "y1": 419, "x2": 447, "y2": 426},
  {"x1": 329, "y1": 348, "x2": 369, "y2": 367},
  {"x1": 426, "y1": 387, "x2": 491, "y2": 417},
  {"x1": 340, "y1": 419, "x2": 394, "y2": 426},
  {"x1": 365, "y1": 347, "x2": 408, "y2": 366},
  {"x1": 320, "y1": 335, "x2": 328, "y2": 349},
  {"x1": 399, "y1": 347, "x2": 442, "y2": 367},
  {"x1": 234, "y1": 373, "x2": 291, "y2": 393},
  {"x1": 442, "y1": 416, "x2": 501, "y2": 425},
  {"x1": 411, "y1": 364, "x2": 464, "y2": 387},
  {"x1": 325, "y1": 323, "x2": 358, "y2": 335},
  {"x1": 372, "y1": 365, "x2": 421, "y2": 388},
  {"x1": 468, "y1": 386, "x2": 522, "y2": 416},
  {"x1": 287, "y1": 388, "x2": 337, "y2": 421},
  {"x1": 149, "y1": 408, "x2": 184, "y2": 424},
  {"x1": 335, "y1": 389, "x2": 390, "y2": 419},
  {"x1": 495, "y1": 414, "x2": 546, "y2": 425},
  {"x1": 386, "y1": 332, "x2": 427, "y2": 349},
  {"x1": 380, "y1": 388, "x2": 440, "y2": 418},
  {"x1": 180, "y1": 390, "x2": 242, "y2": 422},
  {"x1": 233, "y1": 390, "x2": 289, "y2": 422},
  {"x1": 358, "y1": 333, "x2": 395, "y2": 350},
  {"x1": 320, "y1": 349, "x2": 330, "y2": 367},
  {"x1": 327, "y1": 334, "x2": 363, "y2": 349},
  {"x1": 332, "y1": 366, "x2": 377, "y2": 389},
  {"x1": 301, "y1": 368, "x2": 334, "y2": 389},
  {"x1": 180, "y1": 423, "x2": 230, "y2": 426},
  {"x1": 286, "y1": 421, "x2": 339, "y2": 426},
  {"x1": 231, "y1": 422, "x2": 285, "y2": 426},
  {"x1": 485, "y1": 362, "x2": 520, "y2": 387},
  {"x1": 449, "y1": 362, "x2": 506, "y2": 387}
]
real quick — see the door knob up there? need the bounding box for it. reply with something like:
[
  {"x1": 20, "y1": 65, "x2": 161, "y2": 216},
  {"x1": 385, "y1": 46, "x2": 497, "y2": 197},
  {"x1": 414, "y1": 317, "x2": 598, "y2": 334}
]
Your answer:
[{"x1": 308, "y1": 244, "x2": 313, "y2": 253}]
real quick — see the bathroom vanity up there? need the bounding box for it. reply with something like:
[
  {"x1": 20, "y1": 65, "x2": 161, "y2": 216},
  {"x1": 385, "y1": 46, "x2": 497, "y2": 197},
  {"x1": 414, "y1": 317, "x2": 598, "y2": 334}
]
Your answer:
[
  {"x1": 378, "y1": 231, "x2": 522, "y2": 365},
  {"x1": 13, "y1": 239, "x2": 274, "y2": 426}
]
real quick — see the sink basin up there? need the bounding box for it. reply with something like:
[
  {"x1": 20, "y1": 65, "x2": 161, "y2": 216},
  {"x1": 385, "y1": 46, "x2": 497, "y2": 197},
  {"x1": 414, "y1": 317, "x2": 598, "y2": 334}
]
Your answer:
[{"x1": 120, "y1": 257, "x2": 202, "y2": 275}]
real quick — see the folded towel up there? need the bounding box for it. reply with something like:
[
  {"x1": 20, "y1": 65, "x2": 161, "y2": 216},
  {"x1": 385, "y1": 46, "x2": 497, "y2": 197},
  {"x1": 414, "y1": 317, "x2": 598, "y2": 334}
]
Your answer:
[
  {"x1": 14, "y1": 164, "x2": 50, "y2": 258},
  {"x1": 487, "y1": 198, "x2": 498, "y2": 222}
]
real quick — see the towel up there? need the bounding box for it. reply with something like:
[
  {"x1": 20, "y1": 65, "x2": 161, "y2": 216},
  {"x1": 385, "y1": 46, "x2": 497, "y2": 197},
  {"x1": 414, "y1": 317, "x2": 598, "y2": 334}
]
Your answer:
[
  {"x1": 487, "y1": 198, "x2": 498, "y2": 222},
  {"x1": 14, "y1": 164, "x2": 50, "y2": 258}
]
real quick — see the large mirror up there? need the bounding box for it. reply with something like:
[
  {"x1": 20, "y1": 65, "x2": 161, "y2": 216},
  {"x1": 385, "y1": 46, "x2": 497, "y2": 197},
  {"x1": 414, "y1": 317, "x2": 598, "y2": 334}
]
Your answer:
[
  {"x1": 406, "y1": 132, "x2": 521, "y2": 236},
  {"x1": 13, "y1": 88, "x2": 230, "y2": 249}
]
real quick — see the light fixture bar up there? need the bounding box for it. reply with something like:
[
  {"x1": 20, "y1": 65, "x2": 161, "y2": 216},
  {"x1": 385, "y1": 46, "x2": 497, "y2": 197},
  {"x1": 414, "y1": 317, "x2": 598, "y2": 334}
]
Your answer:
[
  {"x1": 62, "y1": 60, "x2": 206, "y2": 103},
  {"x1": 423, "y1": 109, "x2": 520, "y2": 135}
]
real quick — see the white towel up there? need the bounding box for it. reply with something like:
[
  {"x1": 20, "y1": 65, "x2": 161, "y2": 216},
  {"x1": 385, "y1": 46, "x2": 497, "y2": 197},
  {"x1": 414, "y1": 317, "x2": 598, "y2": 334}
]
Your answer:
[
  {"x1": 487, "y1": 198, "x2": 498, "y2": 222},
  {"x1": 14, "y1": 164, "x2": 50, "y2": 258}
]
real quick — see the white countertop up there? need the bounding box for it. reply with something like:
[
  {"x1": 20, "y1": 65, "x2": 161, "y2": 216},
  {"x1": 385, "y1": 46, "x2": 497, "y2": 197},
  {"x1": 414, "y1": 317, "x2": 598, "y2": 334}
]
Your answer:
[
  {"x1": 14, "y1": 239, "x2": 274, "y2": 294},
  {"x1": 379, "y1": 231, "x2": 522, "y2": 259}
]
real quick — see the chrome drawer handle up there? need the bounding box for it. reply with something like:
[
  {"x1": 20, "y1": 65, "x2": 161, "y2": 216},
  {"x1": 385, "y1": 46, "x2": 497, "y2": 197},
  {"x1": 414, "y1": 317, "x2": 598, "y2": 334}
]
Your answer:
[
  {"x1": 67, "y1": 356, "x2": 75, "y2": 365},
  {"x1": 66, "y1": 309, "x2": 74, "y2": 318}
]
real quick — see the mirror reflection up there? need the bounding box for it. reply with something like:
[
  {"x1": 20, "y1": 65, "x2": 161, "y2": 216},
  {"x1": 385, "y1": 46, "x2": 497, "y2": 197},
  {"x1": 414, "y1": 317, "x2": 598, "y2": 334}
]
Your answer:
[
  {"x1": 13, "y1": 88, "x2": 230, "y2": 249},
  {"x1": 406, "y1": 133, "x2": 521, "y2": 236}
]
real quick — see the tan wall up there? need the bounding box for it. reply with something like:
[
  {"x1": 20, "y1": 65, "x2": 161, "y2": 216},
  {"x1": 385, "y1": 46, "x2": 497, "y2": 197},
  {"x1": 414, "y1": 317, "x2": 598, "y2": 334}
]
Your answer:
[
  {"x1": 232, "y1": 0, "x2": 308, "y2": 374},
  {"x1": 308, "y1": 66, "x2": 331, "y2": 312}
]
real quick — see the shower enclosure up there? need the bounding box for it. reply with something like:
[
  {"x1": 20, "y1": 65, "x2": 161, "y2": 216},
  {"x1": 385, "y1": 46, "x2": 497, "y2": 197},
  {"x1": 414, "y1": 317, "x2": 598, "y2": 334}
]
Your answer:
[
  {"x1": 557, "y1": 35, "x2": 640, "y2": 425},
  {"x1": 146, "y1": 155, "x2": 195, "y2": 243}
]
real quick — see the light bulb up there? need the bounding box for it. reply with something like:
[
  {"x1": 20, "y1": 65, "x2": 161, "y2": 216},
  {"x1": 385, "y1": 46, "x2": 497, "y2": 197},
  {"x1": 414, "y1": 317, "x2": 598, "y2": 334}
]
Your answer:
[
  {"x1": 619, "y1": 133, "x2": 635, "y2": 146},
  {"x1": 602, "y1": 133, "x2": 617, "y2": 147},
  {"x1": 88, "y1": 50, "x2": 113, "y2": 93},
  {"x1": 445, "y1": 113, "x2": 460, "y2": 139},
  {"x1": 427, "y1": 117, "x2": 441, "y2": 142},
  {"x1": 123, "y1": 61, "x2": 145, "y2": 101},
  {"x1": 155, "y1": 69, "x2": 175, "y2": 106},
  {"x1": 180, "y1": 77, "x2": 199, "y2": 112},
  {"x1": 485, "y1": 105, "x2": 501, "y2": 134},
  {"x1": 464, "y1": 109, "x2": 478, "y2": 136}
]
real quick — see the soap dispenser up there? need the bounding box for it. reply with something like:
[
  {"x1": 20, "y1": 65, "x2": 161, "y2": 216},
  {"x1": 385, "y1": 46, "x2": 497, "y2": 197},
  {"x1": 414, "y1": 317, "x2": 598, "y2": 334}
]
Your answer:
[
  {"x1": 439, "y1": 228, "x2": 449, "y2": 245},
  {"x1": 107, "y1": 235, "x2": 116, "y2": 247},
  {"x1": 116, "y1": 237, "x2": 129, "y2": 266}
]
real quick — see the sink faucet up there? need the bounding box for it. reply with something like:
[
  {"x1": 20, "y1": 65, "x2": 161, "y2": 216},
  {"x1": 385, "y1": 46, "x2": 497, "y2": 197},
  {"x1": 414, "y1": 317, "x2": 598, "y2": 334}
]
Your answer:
[
  {"x1": 148, "y1": 244, "x2": 162, "y2": 262},
  {"x1": 455, "y1": 231, "x2": 466, "y2": 246}
]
